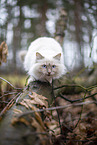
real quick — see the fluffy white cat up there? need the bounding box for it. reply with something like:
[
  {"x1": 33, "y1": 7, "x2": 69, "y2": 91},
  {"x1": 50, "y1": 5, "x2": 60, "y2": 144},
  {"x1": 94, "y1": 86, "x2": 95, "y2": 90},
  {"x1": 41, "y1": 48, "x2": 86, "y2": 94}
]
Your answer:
[{"x1": 24, "y1": 37, "x2": 67, "y2": 83}]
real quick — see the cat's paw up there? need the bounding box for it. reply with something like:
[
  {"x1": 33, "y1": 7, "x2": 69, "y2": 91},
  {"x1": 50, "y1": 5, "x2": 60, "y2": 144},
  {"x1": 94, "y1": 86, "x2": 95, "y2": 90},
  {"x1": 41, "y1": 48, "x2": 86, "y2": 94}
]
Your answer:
[{"x1": 28, "y1": 77, "x2": 35, "y2": 84}]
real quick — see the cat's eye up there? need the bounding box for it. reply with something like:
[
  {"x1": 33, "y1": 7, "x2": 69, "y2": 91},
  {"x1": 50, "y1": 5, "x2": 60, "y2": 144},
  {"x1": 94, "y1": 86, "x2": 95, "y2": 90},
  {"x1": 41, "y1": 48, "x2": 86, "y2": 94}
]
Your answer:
[
  {"x1": 42, "y1": 64, "x2": 47, "y2": 68},
  {"x1": 52, "y1": 65, "x2": 56, "y2": 68}
]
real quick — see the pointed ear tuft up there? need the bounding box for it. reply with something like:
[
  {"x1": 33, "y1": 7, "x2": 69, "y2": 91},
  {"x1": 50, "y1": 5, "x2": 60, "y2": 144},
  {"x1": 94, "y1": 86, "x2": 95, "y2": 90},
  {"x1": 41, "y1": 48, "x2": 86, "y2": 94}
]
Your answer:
[
  {"x1": 36, "y1": 52, "x2": 44, "y2": 60},
  {"x1": 53, "y1": 53, "x2": 61, "y2": 60}
]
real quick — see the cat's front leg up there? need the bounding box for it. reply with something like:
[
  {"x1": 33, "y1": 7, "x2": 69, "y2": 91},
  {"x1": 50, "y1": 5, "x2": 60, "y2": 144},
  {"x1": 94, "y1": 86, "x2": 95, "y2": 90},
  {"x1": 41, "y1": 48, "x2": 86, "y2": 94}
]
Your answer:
[{"x1": 28, "y1": 76, "x2": 35, "y2": 84}]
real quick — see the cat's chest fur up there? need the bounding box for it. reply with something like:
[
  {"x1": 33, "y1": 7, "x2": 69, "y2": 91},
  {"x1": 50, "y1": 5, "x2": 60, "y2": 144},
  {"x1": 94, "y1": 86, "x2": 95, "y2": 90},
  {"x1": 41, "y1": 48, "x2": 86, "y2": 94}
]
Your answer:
[{"x1": 24, "y1": 37, "x2": 67, "y2": 83}]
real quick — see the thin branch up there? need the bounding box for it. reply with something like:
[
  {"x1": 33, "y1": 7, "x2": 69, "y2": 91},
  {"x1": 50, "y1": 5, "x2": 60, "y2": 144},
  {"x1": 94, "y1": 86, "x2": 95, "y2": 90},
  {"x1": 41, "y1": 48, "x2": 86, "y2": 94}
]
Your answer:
[
  {"x1": 18, "y1": 101, "x2": 96, "y2": 119},
  {"x1": 54, "y1": 84, "x2": 87, "y2": 91},
  {"x1": 25, "y1": 75, "x2": 30, "y2": 86},
  {"x1": 0, "y1": 92, "x2": 21, "y2": 118},
  {"x1": 59, "y1": 92, "x2": 97, "y2": 103},
  {"x1": 52, "y1": 79, "x2": 62, "y2": 134},
  {"x1": 0, "y1": 101, "x2": 8, "y2": 103},
  {"x1": 0, "y1": 77, "x2": 23, "y2": 91},
  {"x1": 54, "y1": 83, "x2": 97, "y2": 92},
  {"x1": 0, "y1": 92, "x2": 17, "y2": 99},
  {"x1": 74, "y1": 92, "x2": 86, "y2": 128}
]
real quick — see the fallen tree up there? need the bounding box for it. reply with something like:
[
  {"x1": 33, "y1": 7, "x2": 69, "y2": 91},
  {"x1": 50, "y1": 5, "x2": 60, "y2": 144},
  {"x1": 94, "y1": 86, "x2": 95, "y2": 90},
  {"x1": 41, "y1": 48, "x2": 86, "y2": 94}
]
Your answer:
[{"x1": 0, "y1": 82, "x2": 56, "y2": 145}]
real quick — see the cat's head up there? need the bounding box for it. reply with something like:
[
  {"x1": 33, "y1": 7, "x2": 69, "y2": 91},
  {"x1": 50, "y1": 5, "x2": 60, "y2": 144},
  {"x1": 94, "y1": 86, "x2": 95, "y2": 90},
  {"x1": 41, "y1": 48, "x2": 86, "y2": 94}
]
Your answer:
[{"x1": 28, "y1": 52, "x2": 66, "y2": 82}]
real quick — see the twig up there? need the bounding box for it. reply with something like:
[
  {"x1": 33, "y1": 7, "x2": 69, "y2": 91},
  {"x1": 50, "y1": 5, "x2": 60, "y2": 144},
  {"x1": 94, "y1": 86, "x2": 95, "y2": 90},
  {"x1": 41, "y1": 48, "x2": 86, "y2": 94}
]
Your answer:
[
  {"x1": 59, "y1": 92, "x2": 97, "y2": 103},
  {"x1": 74, "y1": 92, "x2": 86, "y2": 128},
  {"x1": 0, "y1": 92, "x2": 17, "y2": 99},
  {"x1": 18, "y1": 100, "x2": 96, "y2": 119},
  {"x1": 54, "y1": 83, "x2": 97, "y2": 92},
  {"x1": 25, "y1": 75, "x2": 30, "y2": 86},
  {"x1": 54, "y1": 84, "x2": 87, "y2": 91},
  {"x1": 0, "y1": 77, "x2": 23, "y2": 91},
  {"x1": 52, "y1": 79, "x2": 62, "y2": 134},
  {"x1": 63, "y1": 138, "x2": 94, "y2": 143},
  {"x1": 0, "y1": 92, "x2": 21, "y2": 118},
  {"x1": 0, "y1": 101, "x2": 8, "y2": 103}
]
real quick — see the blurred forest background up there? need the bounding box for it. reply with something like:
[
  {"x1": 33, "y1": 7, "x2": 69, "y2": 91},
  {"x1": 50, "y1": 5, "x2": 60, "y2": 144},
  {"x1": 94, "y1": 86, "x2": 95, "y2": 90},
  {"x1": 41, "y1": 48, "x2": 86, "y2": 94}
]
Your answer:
[
  {"x1": 1, "y1": 1, "x2": 97, "y2": 144},
  {"x1": 0, "y1": 0, "x2": 97, "y2": 75}
]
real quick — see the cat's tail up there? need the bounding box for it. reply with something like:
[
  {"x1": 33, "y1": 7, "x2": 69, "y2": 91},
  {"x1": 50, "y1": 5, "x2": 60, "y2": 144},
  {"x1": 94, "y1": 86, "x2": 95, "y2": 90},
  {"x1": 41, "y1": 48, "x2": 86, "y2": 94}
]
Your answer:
[{"x1": 19, "y1": 50, "x2": 27, "y2": 62}]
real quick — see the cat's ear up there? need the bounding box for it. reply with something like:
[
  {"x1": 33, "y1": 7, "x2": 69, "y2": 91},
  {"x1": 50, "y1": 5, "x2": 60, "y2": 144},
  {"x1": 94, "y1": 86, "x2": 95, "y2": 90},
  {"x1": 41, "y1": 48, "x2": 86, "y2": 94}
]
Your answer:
[
  {"x1": 53, "y1": 53, "x2": 61, "y2": 60},
  {"x1": 36, "y1": 52, "x2": 44, "y2": 60}
]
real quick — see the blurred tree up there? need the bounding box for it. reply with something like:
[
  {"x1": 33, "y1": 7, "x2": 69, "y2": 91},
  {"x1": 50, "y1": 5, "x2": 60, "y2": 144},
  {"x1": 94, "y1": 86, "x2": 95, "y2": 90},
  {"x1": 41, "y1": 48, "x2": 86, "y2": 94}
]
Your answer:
[
  {"x1": 62, "y1": 0, "x2": 97, "y2": 68},
  {"x1": 12, "y1": 4, "x2": 23, "y2": 69},
  {"x1": 0, "y1": 0, "x2": 57, "y2": 71},
  {"x1": 16, "y1": 0, "x2": 57, "y2": 37}
]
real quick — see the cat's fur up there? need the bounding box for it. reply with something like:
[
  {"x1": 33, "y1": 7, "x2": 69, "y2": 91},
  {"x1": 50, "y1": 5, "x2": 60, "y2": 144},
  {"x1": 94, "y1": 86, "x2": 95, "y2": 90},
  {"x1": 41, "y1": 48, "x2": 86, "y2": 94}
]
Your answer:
[{"x1": 24, "y1": 37, "x2": 67, "y2": 83}]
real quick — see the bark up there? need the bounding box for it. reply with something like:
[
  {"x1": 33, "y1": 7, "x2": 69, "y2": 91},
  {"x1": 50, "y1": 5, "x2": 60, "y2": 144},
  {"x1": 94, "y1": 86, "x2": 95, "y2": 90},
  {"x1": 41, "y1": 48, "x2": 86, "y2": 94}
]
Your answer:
[
  {"x1": 73, "y1": 0, "x2": 84, "y2": 67},
  {"x1": 0, "y1": 81, "x2": 53, "y2": 145},
  {"x1": 55, "y1": 9, "x2": 67, "y2": 46},
  {"x1": 37, "y1": 0, "x2": 48, "y2": 36}
]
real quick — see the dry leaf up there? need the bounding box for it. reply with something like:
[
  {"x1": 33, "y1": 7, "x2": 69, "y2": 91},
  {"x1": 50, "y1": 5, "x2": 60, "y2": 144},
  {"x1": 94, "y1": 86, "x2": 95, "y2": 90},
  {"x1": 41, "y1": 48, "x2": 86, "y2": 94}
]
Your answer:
[
  {"x1": 29, "y1": 92, "x2": 48, "y2": 108},
  {"x1": 31, "y1": 118, "x2": 47, "y2": 145},
  {"x1": 12, "y1": 117, "x2": 30, "y2": 126},
  {"x1": 19, "y1": 92, "x2": 48, "y2": 111},
  {"x1": 19, "y1": 98, "x2": 46, "y2": 130},
  {"x1": 35, "y1": 111, "x2": 46, "y2": 130},
  {"x1": 13, "y1": 108, "x2": 23, "y2": 114},
  {"x1": 0, "y1": 41, "x2": 8, "y2": 65},
  {"x1": 14, "y1": 92, "x2": 55, "y2": 144},
  {"x1": 45, "y1": 119, "x2": 60, "y2": 135},
  {"x1": 19, "y1": 99, "x2": 30, "y2": 109},
  {"x1": 31, "y1": 117, "x2": 46, "y2": 132}
]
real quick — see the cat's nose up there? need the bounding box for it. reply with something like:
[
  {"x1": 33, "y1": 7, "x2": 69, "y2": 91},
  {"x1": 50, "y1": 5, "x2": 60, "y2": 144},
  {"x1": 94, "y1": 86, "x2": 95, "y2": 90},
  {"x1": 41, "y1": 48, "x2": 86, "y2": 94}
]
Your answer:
[
  {"x1": 47, "y1": 70, "x2": 51, "y2": 76},
  {"x1": 47, "y1": 69, "x2": 51, "y2": 76},
  {"x1": 48, "y1": 72, "x2": 51, "y2": 76}
]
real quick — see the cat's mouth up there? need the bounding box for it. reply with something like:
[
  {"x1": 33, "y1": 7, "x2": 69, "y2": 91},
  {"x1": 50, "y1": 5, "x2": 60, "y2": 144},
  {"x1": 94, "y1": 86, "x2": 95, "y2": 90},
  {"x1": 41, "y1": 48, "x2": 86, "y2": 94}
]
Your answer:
[
  {"x1": 47, "y1": 72, "x2": 52, "y2": 76},
  {"x1": 47, "y1": 72, "x2": 54, "y2": 77},
  {"x1": 47, "y1": 73, "x2": 51, "y2": 76}
]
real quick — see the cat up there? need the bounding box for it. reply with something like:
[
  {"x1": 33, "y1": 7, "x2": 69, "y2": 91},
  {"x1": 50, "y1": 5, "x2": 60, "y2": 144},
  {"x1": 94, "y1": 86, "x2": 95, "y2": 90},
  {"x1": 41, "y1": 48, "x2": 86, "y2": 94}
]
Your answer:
[{"x1": 24, "y1": 37, "x2": 67, "y2": 83}]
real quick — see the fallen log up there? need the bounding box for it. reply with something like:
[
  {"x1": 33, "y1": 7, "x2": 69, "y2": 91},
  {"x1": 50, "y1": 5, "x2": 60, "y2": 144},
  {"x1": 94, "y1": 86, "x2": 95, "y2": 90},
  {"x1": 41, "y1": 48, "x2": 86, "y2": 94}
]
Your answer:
[{"x1": 0, "y1": 82, "x2": 54, "y2": 145}]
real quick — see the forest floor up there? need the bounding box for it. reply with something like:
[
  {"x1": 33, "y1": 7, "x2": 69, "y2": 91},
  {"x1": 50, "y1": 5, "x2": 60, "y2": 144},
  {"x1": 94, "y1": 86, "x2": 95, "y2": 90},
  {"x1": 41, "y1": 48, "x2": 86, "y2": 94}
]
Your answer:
[
  {"x1": 0, "y1": 75, "x2": 97, "y2": 145},
  {"x1": 54, "y1": 91, "x2": 97, "y2": 145}
]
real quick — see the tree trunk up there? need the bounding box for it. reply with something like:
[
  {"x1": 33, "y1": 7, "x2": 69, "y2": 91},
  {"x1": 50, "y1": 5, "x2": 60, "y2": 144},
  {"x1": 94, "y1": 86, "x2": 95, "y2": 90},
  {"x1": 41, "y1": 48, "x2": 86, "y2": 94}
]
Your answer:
[
  {"x1": 73, "y1": 0, "x2": 84, "y2": 68},
  {"x1": 37, "y1": 1, "x2": 48, "y2": 36}
]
